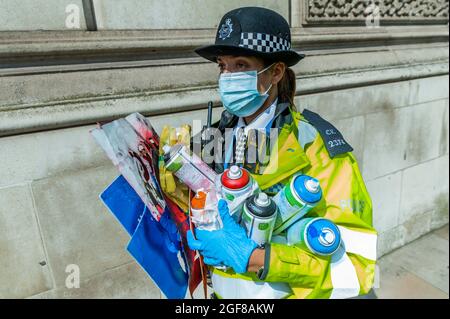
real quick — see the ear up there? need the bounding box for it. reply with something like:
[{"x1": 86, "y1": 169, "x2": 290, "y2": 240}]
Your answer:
[{"x1": 271, "y1": 62, "x2": 286, "y2": 85}]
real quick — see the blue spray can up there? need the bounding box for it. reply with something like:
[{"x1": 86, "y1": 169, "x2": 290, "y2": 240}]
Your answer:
[
  {"x1": 287, "y1": 217, "x2": 341, "y2": 256},
  {"x1": 272, "y1": 175, "x2": 322, "y2": 235}
]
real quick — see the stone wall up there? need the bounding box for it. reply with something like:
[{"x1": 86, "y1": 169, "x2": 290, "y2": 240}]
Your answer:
[{"x1": 0, "y1": 0, "x2": 448, "y2": 298}]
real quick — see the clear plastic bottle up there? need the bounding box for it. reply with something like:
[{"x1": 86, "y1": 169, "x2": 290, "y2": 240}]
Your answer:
[{"x1": 190, "y1": 190, "x2": 222, "y2": 231}]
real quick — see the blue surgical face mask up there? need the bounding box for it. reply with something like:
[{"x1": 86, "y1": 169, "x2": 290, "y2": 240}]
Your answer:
[{"x1": 219, "y1": 64, "x2": 274, "y2": 117}]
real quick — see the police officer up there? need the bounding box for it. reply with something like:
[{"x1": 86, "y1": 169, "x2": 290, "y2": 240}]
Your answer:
[{"x1": 187, "y1": 7, "x2": 377, "y2": 299}]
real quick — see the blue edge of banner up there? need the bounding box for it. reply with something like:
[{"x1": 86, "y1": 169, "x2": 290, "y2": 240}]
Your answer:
[{"x1": 99, "y1": 175, "x2": 189, "y2": 299}]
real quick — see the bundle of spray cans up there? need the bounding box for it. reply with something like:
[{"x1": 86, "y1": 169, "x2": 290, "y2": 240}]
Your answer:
[
  {"x1": 270, "y1": 174, "x2": 342, "y2": 256},
  {"x1": 162, "y1": 143, "x2": 341, "y2": 258},
  {"x1": 236, "y1": 173, "x2": 344, "y2": 256}
]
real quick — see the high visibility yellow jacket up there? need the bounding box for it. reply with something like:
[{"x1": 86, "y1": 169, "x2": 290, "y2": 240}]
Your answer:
[{"x1": 210, "y1": 103, "x2": 377, "y2": 299}]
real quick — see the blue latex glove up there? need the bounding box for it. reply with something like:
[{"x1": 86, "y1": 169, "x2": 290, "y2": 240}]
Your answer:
[{"x1": 187, "y1": 199, "x2": 258, "y2": 274}]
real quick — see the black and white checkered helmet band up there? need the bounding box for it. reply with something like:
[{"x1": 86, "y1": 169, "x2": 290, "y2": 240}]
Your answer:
[{"x1": 239, "y1": 32, "x2": 291, "y2": 53}]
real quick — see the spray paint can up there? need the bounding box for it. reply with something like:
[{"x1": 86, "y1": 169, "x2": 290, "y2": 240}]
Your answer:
[
  {"x1": 287, "y1": 218, "x2": 341, "y2": 256},
  {"x1": 163, "y1": 144, "x2": 217, "y2": 192},
  {"x1": 190, "y1": 190, "x2": 221, "y2": 231},
  {"x1": 241, "y1": 193, "x2": 277, "y2": 246},
  {"x1": 220, "y1": 165, "x2": 259, "y2": 221},
  {"x1": 272, "y1": 175, "x2": 322, "y2": 235}
]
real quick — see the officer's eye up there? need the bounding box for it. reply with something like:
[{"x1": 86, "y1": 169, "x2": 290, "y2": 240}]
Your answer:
[{"x1": 236, "y1": 63, "x2": 246, "y2": 69}]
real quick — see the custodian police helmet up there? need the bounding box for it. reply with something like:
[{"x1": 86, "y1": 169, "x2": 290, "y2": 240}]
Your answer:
[{"x1": 195, "y1": 7, "x2": 304, "y2": 67}]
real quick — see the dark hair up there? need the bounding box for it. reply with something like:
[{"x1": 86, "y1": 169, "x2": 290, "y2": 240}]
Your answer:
[
  {"x1": 262, "y1": 58, "x2": 296, "y2": 110},
  {"x1": 277, "y1": 66, "x2": 296, "y2": 109}
]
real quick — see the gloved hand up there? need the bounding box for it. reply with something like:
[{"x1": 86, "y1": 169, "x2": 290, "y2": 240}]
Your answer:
[{"x1": 187, "y1": 199, "x2": 258, "y2": 273}]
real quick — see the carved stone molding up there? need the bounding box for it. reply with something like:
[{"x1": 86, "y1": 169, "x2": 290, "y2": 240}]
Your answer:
[
  {"x1": 305, "y1": 0, "x2": 449, "y2": 25},
  {"x1": 1, "y1": 42, "x2": 448, "y2": 136},
  {"x1": 1, "y1": 26, "x2": 448, "y2": 70}
]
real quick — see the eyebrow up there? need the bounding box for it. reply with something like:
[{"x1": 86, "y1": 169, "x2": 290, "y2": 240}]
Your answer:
[{"x1": 217, "y1": 56, "x2": 253, "y2": 63}]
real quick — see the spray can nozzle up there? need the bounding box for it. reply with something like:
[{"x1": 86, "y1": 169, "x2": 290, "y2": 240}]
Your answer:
[
  {"x1": 162, "y1": 144, "x2": 171, "y2": 154},
  {"x1": 305, "y1": 178, "x2": 320, "y2": 193},
  {"x1": 254, "y1": 192, "x2": 270, "y2": 207},
  {"x1": 162, "y1": 145, "x2": 172, "y2": 163},
  {"x1": 318, "y1": 228, "x2": 336, "y2": 246},
  {"x1": 228, "y1": 165, "x2": 243, "y2": 179}
]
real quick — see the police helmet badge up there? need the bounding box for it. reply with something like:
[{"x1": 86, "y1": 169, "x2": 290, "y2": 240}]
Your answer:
[{"x1": 218, "y1": 18, "x2": 233, "y2": 40}]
